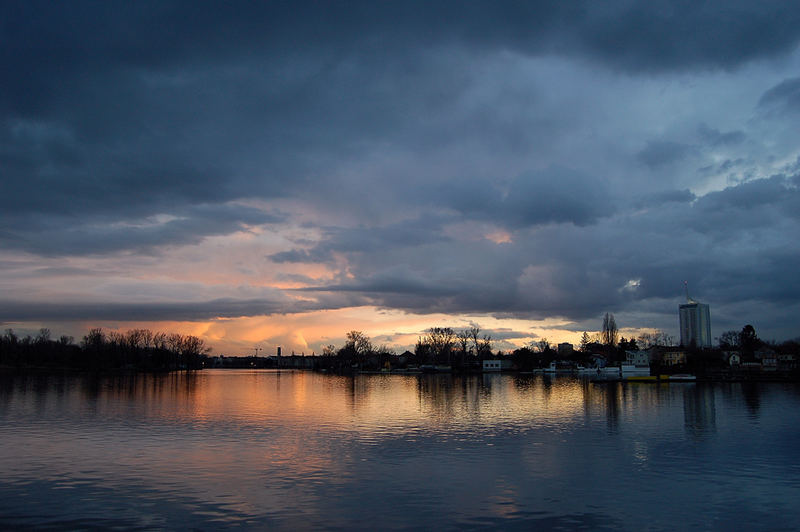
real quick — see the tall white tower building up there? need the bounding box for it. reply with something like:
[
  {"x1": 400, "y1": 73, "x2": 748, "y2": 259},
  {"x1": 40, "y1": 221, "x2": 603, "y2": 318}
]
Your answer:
[{"x1": 679, "y1": 282, "x2": 711, "y2": 348}]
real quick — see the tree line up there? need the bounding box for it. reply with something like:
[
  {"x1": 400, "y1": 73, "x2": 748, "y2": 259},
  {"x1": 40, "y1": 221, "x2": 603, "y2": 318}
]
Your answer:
[
  {"x1": 315, "y1": 327, "x2": 493, "y2": 372},
  {"x1": 314, "y1": 313, "x2": 800, "y2": 374},
  {"x1": 1, "y1": 327, "x2": 210, "y2": 371},
  {"x1": 316, "y1": 319, "x2": 657, "y2": 373}
]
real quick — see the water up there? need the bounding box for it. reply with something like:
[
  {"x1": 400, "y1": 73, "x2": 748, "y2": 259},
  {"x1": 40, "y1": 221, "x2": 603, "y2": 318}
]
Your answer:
[{"x1": 2, "y1": 370, "x2": 800, "y2": 530}]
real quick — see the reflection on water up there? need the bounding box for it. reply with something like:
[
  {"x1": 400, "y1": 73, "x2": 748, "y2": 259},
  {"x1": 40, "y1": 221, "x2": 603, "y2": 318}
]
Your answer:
[
  {"x1": 684, "y1": 384, "x2": 716, "y2": 439},
  {"x1": 2, "y1": 370, "x2": 800, "y2": 530}
]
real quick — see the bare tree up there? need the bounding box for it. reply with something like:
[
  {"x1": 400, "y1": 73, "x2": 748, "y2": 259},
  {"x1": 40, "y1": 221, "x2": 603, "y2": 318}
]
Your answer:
[
  {"x1": 346, "y1": 330, "x2": 372, "y2": 357},
  {"x1": 423, "y1": 327, "x2": 456, "y2": 364},
  {"x1": 468, "y1": 326, "x2": 492, "y2": 358},
  {"x1": 654, "y1": 330, "x2": 674, "y2": 347},
  {"x1": 534, "y1": 337, "x2": 551, "y2": 353},
  {"x1": 126, "y1": 329, "x2": 146, "y2": 350},
  {"x1": 36, "y1": 328, "x2": 51, "y2": 344},
  {"x1": 601, "y1": 313, "x2": 618, "y2": 347},
  {"x1": 637, "y1": 332, "x2": 653, "y2": 349},
  {"x1": 153, "y1": 331, "x2": 167, "y2": 350},
  {"x1": 478, "y1": 335, "x2": 492, "y2": 358},
  {"x1": 82, "y1": 328, "x2": 106, "y2": 350},
  {"x1": 458, "y1": 330, "x2": 471, "y2": 357},
  {"x1": 322, "y1": 344, "x2": 336, "y2": 356},
  {"x1": 638, "y1": 330, "x2": 673, "y2": 348},
  {"x1": 717, "y1": 330, "x2": 740, "y2": 349}
]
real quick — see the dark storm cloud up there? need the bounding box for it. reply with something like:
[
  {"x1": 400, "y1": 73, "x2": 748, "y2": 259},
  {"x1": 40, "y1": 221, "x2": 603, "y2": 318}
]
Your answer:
[
  {"x1": 0, "y1": 291, "x2": 369, "y2": 322},
  {"x1": 6, "y1": 1, "x2": 799, "y2": 83},
  {"x1": 638, "y1": 189, "x2": 696, "y2": 207},
  {"x1": 637, "y1": 141, "x2": 696, "y2": 168},
  {"x1": 2, "y1": 203, "x2": 282, "y2": 256},
  {"x1": 3, "y1": 1, "x2": 800, "y2": 255},
  {"x1": 294, "y1": 171, "x2": 800, "y2": 331},
  {"x1": 758, "y1": 77, "x2": 800, "y2": 112},
  {"x1": 501, "y1": 167, "x2": 614, "y2": 227},
  {"x1": 271, "y1": 215, "x2": 453, "y2": 264},
  {"x1": 439, "y1": 167, "x2": 614, "y2": 228},
  {"x1": 695, "y1": 174, "x2": 800, "y2": 225},
  {"x1": 2, "y1": 1, "x2": 800, "y2": 341},
  {"x1": 0, "y1": 298, "x2": 294, "y2": 322},
  {"x1": 697, "y1": 124, "x2": 746, "y2": 147}
]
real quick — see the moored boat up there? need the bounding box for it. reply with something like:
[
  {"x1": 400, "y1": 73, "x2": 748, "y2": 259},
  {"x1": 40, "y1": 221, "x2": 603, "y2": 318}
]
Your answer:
[{"x1": 666, "y1": 374, "x2": 696, "y2": 381}]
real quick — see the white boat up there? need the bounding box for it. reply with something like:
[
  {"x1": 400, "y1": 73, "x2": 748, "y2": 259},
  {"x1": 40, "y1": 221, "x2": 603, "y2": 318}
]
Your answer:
[
  {"x1": 596, "y1": 365, "x2": 651, "y2": 378},
  {"x1": 667, "y1": 374, "x2": 696, "y2": 381},
  {"x1": 621, "y1": 364, "x2": 650, "y2": 376}
]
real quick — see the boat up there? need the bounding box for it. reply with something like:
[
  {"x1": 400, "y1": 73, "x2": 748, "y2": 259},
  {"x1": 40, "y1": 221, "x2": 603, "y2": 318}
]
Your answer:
[
  {"x1": 666, "y1": 374, "x2": 696, "y2": 382},
  {"x1": 420, "y1": 365, "x2": 452, "y2": 373},
  {"x1": 626, "y1": 375, "x2": 659, "y2": 382},
  {"x1": 542, "y1": 362, "x2": 558, "y2": 373},
  {"x1": 621, "y1": 364, "x2": 650, "y2": 376}
]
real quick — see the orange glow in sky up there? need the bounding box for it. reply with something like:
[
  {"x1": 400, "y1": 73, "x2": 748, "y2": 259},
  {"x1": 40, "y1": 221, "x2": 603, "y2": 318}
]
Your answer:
[{"x1": 34, "y1": 307, "x2": 647, "y2": 356}]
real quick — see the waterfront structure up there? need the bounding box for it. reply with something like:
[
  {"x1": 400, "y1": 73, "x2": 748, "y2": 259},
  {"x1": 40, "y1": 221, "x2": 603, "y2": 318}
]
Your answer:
[
  {"x1": 662, "y1": 349, "x2": 688, "y2": 366},
  {"x1": 679, "y1": 284, "x2": 712, "y2": 348},
  {"x1": 625, "y1": 350, "x2": 650, "y2": 367},
  {"x1": 557, "y1": 342, "x2": 574, "y2": 355},
  {"x1": 723, "y1": 351, "x2": 741, "y2": 367},
  {"x1": 483, "y1": 359, "x2": 513, "y2": 372}
]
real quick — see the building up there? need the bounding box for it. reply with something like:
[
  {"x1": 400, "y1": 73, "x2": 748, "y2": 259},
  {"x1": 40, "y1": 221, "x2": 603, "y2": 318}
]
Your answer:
[
  {"x1": 679, "y1": 286, "x2": 711, "y2": 348},
  {"x1": 723, "y1": 351, "x2": 741, "y2": 367},
  {"x1": 557, "y1": 342, "x2": 574, "y2": 355},
  {"x1": 662, "y1": 349, "x2": 687, "y2": 367},
  {"x1": 482, "y1": 359, "x2": 513, "y2": 372},
  {"x1": 777, "y1": 354, "x2": 797, "y2": 371},
  {"x1": 625, "y1": 350, "x2": 650, "y2": 367}
]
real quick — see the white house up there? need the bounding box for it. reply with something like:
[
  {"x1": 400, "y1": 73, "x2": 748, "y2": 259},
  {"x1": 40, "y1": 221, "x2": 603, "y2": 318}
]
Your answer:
[
  {"x1": 625, "y1": 350, "x2": 650, "y2": 367},
  {"x1": 483, "y1": 359, "x2": 512, "y2": 372}
]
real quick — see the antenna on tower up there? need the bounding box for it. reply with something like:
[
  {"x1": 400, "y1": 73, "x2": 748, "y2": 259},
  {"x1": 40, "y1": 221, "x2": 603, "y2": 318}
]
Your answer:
[{"x1": 684, "y1": 281, "x2": 696, "y2": 304}]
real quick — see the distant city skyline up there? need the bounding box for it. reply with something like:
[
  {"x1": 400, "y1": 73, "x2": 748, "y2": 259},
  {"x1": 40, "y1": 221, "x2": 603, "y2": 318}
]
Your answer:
[{"x1": 2, "y1": 2, "x2": 800, "y2": 354}]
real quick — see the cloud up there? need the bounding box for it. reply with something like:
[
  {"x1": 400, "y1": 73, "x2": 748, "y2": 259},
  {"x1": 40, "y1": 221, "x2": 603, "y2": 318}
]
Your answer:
[
  {"x1": 758, "y1": 77, "x2": 800, "y2": 112},
  {"x1": 1, "y1": 203, "x2": 283, "y2": 256},
  {"x1": 638, "y1": 189, "x2": 696, "y2": 207},
  {"x1": 2, "y1": 2, "x2": 800, "y2": 347},
  {"x1": 694, "y1": 175, "x2": 800, "y2": 228},
  {"x1": 697, "y1": 124, "x2": 746, "y2": 146},
  {"x1": 637, "y1": 141, "x2": 696, "y2": 168},
  {"x1": 0, "y1": 298, "x2": 290, "y2": 322}
]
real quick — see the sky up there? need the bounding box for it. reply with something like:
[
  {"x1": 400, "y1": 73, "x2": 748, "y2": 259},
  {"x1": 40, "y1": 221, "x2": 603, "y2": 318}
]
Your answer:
[{"x1": 2, "y1": 1, "x2": 800, "y2": 355}]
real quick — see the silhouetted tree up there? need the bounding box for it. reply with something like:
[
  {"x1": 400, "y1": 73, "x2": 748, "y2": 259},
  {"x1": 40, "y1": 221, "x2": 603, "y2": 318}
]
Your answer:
[
  {"x1": 534, "y1": 338, "x2": 550, "y2": 353},
  {"x1": 740, "y1": 324, "x2": 760, "y2": 358},
  {"x1": 419, "y1": 327, "x2": 456, "y2": 364},
  {"x1": 579, "y1": 332, "x2": 591, "y2": 352},
  {"x1": 36, "y1": 328, "x2": 51, "y2": 344},
  {"x1": 468, "y1": 326, "x2": 492, "y2": 359},
  {"x1": 511, "y1": 346, "x2": 537, "y2": 371},
  {"x1": 322, "y1": 344, "x2": 336, "y2": 356},
  {"x1": 602, "y1": 313, "x2": 618, "y2": 348},
  {"x1": 414, "y1": 337, "x2": 433, "y2": 364},
  {"x1": 346, "y1": 330, "x2": 372, "y2": 358},
  {"x1": 717, "y1": 330, "x2": 740, "y2": 349},
  {"x1": 457, "y1": 330, "x2": 471, "y2": 367},
  {"x1": 618, "y1": 337, "x2": 639, "y2": 352}
]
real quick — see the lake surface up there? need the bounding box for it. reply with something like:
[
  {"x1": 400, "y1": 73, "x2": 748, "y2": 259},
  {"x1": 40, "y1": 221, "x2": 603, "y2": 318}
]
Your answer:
[{"x1": 2, "y1": 370, "x2": 800, "y2": 530}]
